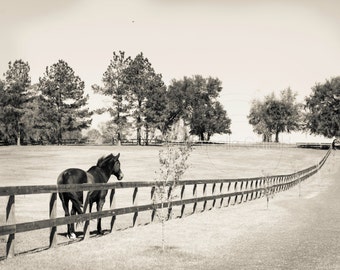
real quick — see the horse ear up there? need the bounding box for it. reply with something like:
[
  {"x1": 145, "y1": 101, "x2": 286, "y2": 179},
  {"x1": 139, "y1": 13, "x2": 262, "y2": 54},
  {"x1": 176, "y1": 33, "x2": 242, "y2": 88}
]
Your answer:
[{"x1": 115, "y1": 153, "x2": 120, "y2": 160}]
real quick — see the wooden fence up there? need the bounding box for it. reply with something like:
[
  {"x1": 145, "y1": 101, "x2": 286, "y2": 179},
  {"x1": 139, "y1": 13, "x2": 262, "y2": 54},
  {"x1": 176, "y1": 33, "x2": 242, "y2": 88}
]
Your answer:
[{"x1": 0, "y1": 148, "x2": 332, "y2": 259}]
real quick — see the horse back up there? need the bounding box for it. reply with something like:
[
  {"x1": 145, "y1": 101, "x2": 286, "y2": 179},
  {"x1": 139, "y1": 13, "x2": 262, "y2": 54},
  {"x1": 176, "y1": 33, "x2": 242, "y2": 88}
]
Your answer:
[
  {"x1": 87, "y1": 166, "x2": 108, "y2": 184},
  {"x1": 57, "y1": 168, "x2": 88, "y2": 185}
]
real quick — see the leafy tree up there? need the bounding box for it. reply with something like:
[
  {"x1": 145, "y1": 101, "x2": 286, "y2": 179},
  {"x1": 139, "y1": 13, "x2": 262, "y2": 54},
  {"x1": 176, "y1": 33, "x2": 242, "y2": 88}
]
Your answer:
[
  {"x1": 0, "y1": 60, "x2": 31, "y2": 145},
  {"x1": 122, "y1": 53, "x2": 166, "y2": 145},
  {"x1": 189, "y1": 76, "x2": 231, "y2": 140},
  {"x1": 38, "y1": 60, "x2": 92, "y2": 144},
  {"x1": 280, "y1": 88, "x2": 302, "y2": 134},
  {"x1": 62, "y1": 130, "x2": 83, "y2": 143},
  {"x1": 98, "y1": 120, "x2": 125, "y2": 144},
  {"x1": 153, "y1": 139, "x2": 192, "y2": 252},
  {"x1": 164, "y1": 77, "x2": 194, "y2": 134},
  {"x1": 248, "y1": 98, "x2": 273, "y2": 142},
  {"x1": 85, "y1": 129, "x2": 103, "y2": 144},
  {"x1": 144, "y1": 74, "x2": 167, "y2": 142},
  {"x1": 305, "y1": 77, "x2": 340, "y2": 138},
  {"x1": 92, "y1": 51, "x2": 131, "y2": 145},
  {"x1": 166, "y1": 75, "x2": 231, "y2": 141},
  {"x1": 248, "y1": 88, "x2": 302, "y2": 142}
]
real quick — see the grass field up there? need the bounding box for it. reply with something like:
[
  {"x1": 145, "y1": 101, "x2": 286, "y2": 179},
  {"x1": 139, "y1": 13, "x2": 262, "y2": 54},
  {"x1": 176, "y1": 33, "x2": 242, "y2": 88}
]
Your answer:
[
  {"x1": 0, "y1": 144, "x2": 325, "y2": 186},
  {"x1": 0, "y1": 145, "x2": 330, "y2": 265}
]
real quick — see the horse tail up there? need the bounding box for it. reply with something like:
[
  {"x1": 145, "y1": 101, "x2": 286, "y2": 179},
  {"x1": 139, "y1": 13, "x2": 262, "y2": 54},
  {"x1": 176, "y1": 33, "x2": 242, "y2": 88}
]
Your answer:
[
  {"x1": 68, "y1": 193, "x2": 83, "y2": 215},
  {"x1": 58, "y1": 170, "x2": 84, "y2": 215}
]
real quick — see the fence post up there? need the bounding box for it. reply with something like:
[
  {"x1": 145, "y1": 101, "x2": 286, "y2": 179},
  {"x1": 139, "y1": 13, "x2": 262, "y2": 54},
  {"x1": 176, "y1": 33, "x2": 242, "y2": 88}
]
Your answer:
[
  {"x1": 219, "y1": 183, "x2": 224, "y2": 207},
  {"x1": 192, "y1": 184, "x2": 197, "y2": 213},
  {"x1": 110, "y1": 188, "x2": 116, "y2": 232},
  {"x1": 226, "y1": 182, "x2": 232, "y2": 206},
  {"x1": 83, "y1": 191, "x2": 90, "y2": 240},
  {"x1": 244, "y1": 181, "x2": 249, "y2": 202},
  {"x1": 132, "y1": 187, "x2": 139, "y2": 226},
  {"x1": 6, "y1": 195, "x2": 15, "y2": 258},
  {"x1": 239, "y1": 181, "x2": 244, "y2": 203},
  {"x1": 203, "y1": 183, "x2": 207, "y2": 211},
  {"x1": 180, "y1": 185, "x2": 186, "y2": 218},
  {"x1": 211, "y1": 183, "x2": 216, "y2": 208},
  {"x1": 49, "y1": 192, "x2": 57, "y2": 248},
  {"x1": 167, "y1": 185, "x2": 173, "y2": 220},
  {"x1": 233, "y1": 182, "x2": 238, "y2": 205},
  {"x1": 150, "y1": 186, "x2": 156, "y2": 222}
]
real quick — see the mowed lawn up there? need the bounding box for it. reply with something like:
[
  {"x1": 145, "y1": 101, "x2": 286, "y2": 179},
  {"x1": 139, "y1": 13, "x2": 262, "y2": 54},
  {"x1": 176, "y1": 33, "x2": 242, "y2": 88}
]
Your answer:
[
  {"x1": 0, "y1": 144, "x2": 325, "y2": 186},
  {"x1": 0, "y1": 145, "x2": 329, "y2": 265}
]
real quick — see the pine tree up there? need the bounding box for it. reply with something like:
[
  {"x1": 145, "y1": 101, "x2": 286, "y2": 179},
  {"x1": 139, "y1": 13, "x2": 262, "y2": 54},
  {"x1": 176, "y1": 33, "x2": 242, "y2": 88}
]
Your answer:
[
  {"x1": 38, "y1": 60, "x2": 92, "y2": 144},
  {"x1": 0, "y1": 60, "x2": 31, "y2": 145},
  {"x1": 122, "y1": 53, "x2": 166, "y2": 145},
  {"x1": 92, "y1": 51, "x2": 131, "y2": 145},
  {"x1": 144, "y1": 72, "x2": 167, "y2": 142}
]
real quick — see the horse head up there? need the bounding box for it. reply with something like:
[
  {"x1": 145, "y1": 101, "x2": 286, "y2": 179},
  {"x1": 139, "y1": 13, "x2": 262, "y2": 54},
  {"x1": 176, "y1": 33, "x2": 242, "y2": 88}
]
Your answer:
[{"x1": 97, "y1": 153, "x2": 124, "y2": 181}]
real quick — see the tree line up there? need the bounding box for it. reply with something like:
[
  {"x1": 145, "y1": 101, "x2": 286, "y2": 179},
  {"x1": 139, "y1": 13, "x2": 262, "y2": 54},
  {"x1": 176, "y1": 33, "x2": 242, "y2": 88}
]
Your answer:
[
  {"x1": 248, "y1": 79, "x2": 339, "y2": 142},
  {"x1": 0, "y1": 52, "x2": 339, "y2": 146},
  {"x1": 0, "y1": 52, "x2": 231, "y2": 145}
]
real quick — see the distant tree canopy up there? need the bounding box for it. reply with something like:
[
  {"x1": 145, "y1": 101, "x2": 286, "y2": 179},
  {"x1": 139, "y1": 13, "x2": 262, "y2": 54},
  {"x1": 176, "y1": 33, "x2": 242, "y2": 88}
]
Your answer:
[
  {"x1": 5, "y1": 56, "x2": 338, "y2": 145},
  {"x1": 0, "y1": 60, "x2": 31, "y2": 145},
  {"x1": 92, "y1": 51, "x2": 131, "y2": 145},
  {"x1": 93, "y1": 51, "x2": 169, "y2": 145},
  {"x1": 248, "y1": 88, "x2": 302, "y2": 142},
  {"x1": 122, "y1": 52, "x2": 167, "y2": 145},
  {"x1": 305, "y1": 77, "x2": 340, "y2": 138},
  {"x1": 92, "y1": 52, "x2": 231, "y2": 144},
  {"x1": 167, "y1": 75, "x2": 231, "y2": 141},
  {"x1": 37, "y1": 60, "x2": 92, "y2": 144},
  {"x1": 85, "y1": 128, "x2": 103, "y2": 144}
]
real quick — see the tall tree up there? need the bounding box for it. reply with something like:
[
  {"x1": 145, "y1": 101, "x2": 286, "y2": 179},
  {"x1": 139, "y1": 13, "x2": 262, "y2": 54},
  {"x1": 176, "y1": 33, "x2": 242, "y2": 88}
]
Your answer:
[
  {"x1": 0, "y1": 60, "x2": 31, "y2": 145},
  {"x1": 248, "y1": 98, "x2": 273, "y2": 142},
  {"x1": 98, "y1": 120, "x2": 119, "y2": 144},
  {"x1": 144, "y1": 74, "x2": 168, "y2": 142},
  {"x1": 85, "y1": 128, "x2": 103, "y2": 144},
  {"x1": 305, "y1": 77, "x2": 340, "y2": 138},
  {"x1": 122, "y1": 53, "x2": 166, "y2": 145},
  {"x1": 166, "y1": 75, "x2": 231, "y2": 141},
  {"x1": 0, "y1": 79, "x2": 6, "y2": 142},
  {"x1": 38, "y1": 60, "x2": 92, "y2": 144},
  {"x1": 248, "y1": 88, "x2": 302, "y2": 142},
  {"x1": 20, "y1": 84, "x2": 45, "y2": 144},
  {"x1": 165, "y1": 77, "x2": 194, "y2": 133},
  {"x1": 92, "y1": 51, "x2": 131, "y2": 145},
  {"x1": 189, "y1": 76, "x2": 231, "y2": 140}
]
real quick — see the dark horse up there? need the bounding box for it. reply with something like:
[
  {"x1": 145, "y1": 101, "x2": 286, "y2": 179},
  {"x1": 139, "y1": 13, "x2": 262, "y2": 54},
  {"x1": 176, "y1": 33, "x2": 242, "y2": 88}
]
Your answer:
[{"x1": 57, "y1": 153, "x2": 123, "y2": 239}]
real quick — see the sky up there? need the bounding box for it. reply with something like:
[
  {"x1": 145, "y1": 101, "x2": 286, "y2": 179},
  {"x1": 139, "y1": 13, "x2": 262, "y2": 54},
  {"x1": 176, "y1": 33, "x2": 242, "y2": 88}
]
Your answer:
[{"x1": 1, "y1": 0, "x2": 340, "y2": 143}]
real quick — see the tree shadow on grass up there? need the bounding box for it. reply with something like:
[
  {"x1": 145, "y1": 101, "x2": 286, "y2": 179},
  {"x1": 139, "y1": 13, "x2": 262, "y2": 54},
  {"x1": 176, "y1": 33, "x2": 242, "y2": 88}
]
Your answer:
[
  {"x1": 142, "y1": 246, "x2": 201, "y2": 265},
  {"x1": 145, "y1": 245, "x2": 197, "y2": 258}
]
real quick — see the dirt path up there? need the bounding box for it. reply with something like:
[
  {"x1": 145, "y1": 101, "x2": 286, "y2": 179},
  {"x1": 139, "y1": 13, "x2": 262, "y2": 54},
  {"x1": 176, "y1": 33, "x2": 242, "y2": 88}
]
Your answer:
[{"x1": 0, "y1": 151, "x2": 339, "y2": 270}]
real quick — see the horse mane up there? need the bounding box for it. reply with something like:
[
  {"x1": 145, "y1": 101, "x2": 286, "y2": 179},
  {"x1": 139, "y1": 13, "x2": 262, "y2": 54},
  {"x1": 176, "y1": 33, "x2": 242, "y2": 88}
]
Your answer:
[{"x1": 97, "y1": 154, "x2": 114, "y2": 167}]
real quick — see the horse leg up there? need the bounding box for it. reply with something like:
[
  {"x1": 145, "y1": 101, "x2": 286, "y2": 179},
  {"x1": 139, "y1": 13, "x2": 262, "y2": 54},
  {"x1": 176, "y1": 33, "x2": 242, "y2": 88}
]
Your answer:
[
  {"x1": 70, "y1": 207, "x2": 77, "y2": 238},
  {"x1": 89, "y1": 201, "x2": 94, "y2": 213},
  {"x1": 59, "y1": 194, "x2": 70, "y2": 234},
  {"x1": 59, "y1": 194, "x2": 75, "y2": 239},
  {"x1": 96, "y1": 199, "x2": 105, "y2": 234}
]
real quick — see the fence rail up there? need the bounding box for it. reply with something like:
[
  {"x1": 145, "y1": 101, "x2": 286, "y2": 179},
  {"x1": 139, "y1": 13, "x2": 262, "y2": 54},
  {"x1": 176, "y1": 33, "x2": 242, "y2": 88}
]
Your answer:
[{"x1": 0, "y1": 147, "x2": 332, "y2": 259}]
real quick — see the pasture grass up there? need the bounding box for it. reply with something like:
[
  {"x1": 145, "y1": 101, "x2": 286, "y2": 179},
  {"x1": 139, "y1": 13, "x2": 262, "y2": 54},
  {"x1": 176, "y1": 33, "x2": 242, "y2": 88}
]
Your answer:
[
  {"x1": 0, "y1": 145, "x2": 330, "y2": 267},
  {"x1": 0, "y1": 144, "x2": 324, "y2": 186}
]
